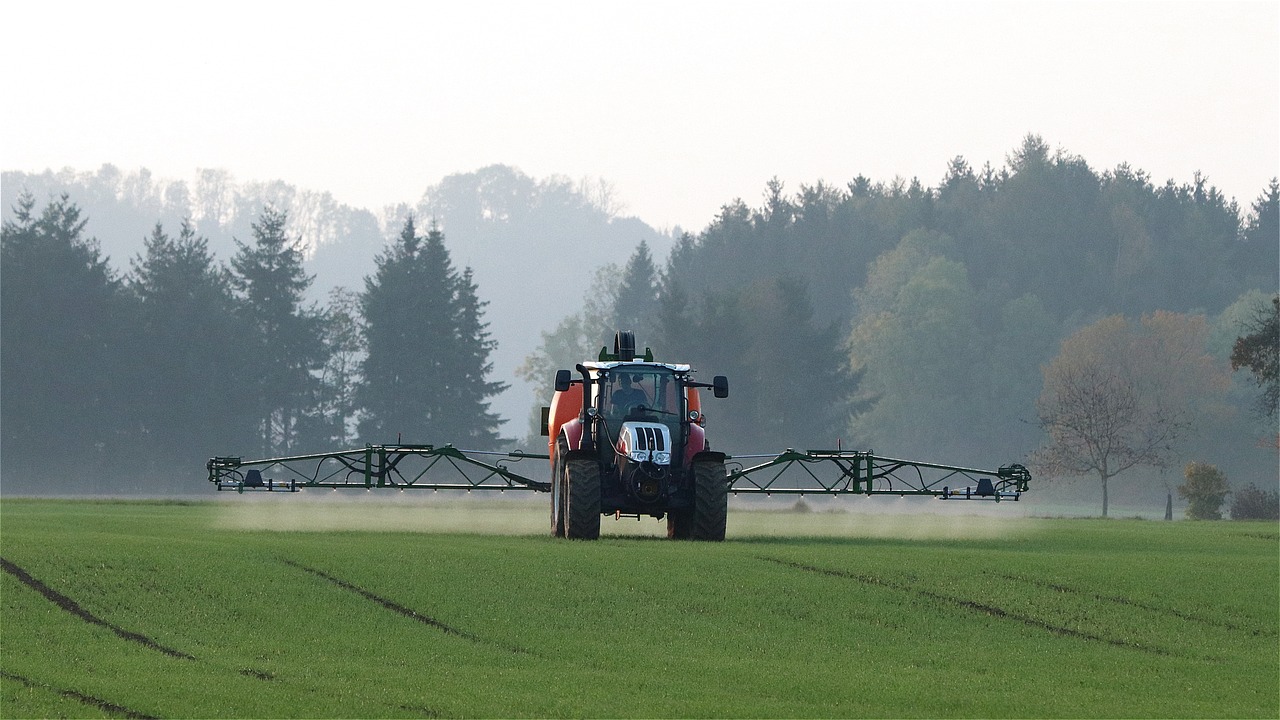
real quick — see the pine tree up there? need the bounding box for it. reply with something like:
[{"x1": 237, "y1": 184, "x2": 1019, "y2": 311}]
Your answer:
[
  {"x1": 357, "y1": 219, "x2": 506, "y2": 447},
  {"x1": 229, "y1": 206, "x2": 324, "y2": 455},
  {"x1": 1, "y1": 193, "x2": 132, "y2": 488},
  {"x1": 448, "y1": 267, "x2": 508, "y2": 446},
  {"x1": 129, "y1": 220, "x2": 254, "y2": 469},
  {"x1": 614, "y1": 240, "x2": 660, "y2": 342}
]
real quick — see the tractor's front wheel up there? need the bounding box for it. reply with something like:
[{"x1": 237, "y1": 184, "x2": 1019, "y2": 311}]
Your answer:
[
  {"x1": 564, "y1": 456, "x2": 601, "y2": 540},
  {"x1": 669, "y1": 460, "x2": 728, "y2": 541},
  {"x1": 691, "y1": 460, "x2": 728, "y2": 541}
]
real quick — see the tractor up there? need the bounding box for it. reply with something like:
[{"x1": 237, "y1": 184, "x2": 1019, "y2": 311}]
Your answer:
[{"x1": 544, "y1": 331, "x2": 730, "y2": 540}]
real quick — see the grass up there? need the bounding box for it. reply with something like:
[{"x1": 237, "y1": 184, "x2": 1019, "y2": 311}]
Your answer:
[{"x1": 1, "y1": 498, "x2": 1276, "y2": 718}]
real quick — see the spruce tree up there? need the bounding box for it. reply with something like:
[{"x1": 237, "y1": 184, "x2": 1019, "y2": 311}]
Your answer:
[
  {"x1": 357, "y1": 219, "x2": 506, "y2": 447},
  {"x1": 129, "y1": 220, "x2": 254, "y2": 468},
  {"x1": 229, "y1": 206, "x2": 324, "y2": 455},
  {"x1": 1, "y1": 193, "x2": 132, "y2": 488},
  {"x1": 614, "y1": 240, "x2": 660, "y2": 342},
  {"x1": 448, "y1": 267, "x2": 508, "y2": 447}
]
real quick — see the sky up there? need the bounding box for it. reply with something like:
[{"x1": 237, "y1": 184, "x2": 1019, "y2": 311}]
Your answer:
[{"x1": 2, "y1": 0, "x2": 1277, "y2": 232}]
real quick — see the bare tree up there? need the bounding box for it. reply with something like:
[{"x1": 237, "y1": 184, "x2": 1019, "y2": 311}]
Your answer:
[{"x1": 1033, "y1": 364, "x2": 1188, "y2": 517}]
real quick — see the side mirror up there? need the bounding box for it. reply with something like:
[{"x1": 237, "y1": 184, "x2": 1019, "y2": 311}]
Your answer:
[
  {"x1": 712, "y1": 375, "x2": 729, "y2": 398},
  {"x1": 554, "y1": 369, "x2": 572, "y2": 392}
]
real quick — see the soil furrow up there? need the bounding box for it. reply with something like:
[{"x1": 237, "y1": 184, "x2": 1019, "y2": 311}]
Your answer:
[
  {"x1": 996, "y1": 571, "x2": 1277, "y2": 637},
  {"x1": 1, "y1": 557, "x2": 195, "y2": 660},
  {"x1": 761, "y1": 557, "x2": 1174, "y2": 656},
  {"x1": 282, "y1": 559, "x2": 531, "y2": 655},
  {"x1": 0, "y1": 670, "x2": 160, "y2": 719}
]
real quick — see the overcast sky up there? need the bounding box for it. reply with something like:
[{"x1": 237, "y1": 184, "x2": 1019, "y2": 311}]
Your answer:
[{"x1": 2, "y1": 1, "x2": 1276, "y2": 231}]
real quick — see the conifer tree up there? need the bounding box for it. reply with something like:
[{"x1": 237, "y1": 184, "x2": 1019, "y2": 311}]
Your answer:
[
  {"x1": 447, "y1": 267, "x2": 507, "y2": 446},
  {"x1": 358, "y1": 219, "x2": 506, "y2": 447},
  {"x1": 614, "y1": 240, "x2": 660, "y2": 342},
  {"x1": 1, "y1": 193, "x2": 131, "y2": 487},
  {"x1": 229, "y1": 206, "x2": 324, "y2": 455},
  {"x1": 129, "y1": 220, "x2": 254, "y2": 467}
]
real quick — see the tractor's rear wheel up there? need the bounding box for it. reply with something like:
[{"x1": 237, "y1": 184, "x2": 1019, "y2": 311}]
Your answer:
[
  {"x1": 690, "y1": 460, "x2": 728, "y2": 541},
  {"x1": 564, "y1": 456, "x2": 601, "y2": 540},
  {"x1": 550, "y1": 442, "x2": 567, "y2": 538}
]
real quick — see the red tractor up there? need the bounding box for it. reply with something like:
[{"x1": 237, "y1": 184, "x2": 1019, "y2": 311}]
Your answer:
[{"x1": 544, "y1": 332, "x2": 730, "y2": 540}]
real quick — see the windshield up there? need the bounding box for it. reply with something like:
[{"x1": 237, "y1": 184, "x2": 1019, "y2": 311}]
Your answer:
[{"x1": 600, "y1": 366, "x2": 682, "y2": 427}]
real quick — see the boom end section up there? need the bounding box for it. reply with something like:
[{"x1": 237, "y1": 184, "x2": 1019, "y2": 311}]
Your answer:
[
  {"x1": 940, "y1": 464, "x2": 1030, "y2": 501},
  {"x1": 218, "y1": 469, "x2": 300, "y2": 493},
  {"x1": 208, "y1": 456, "x2": 300, "y2": 493}
]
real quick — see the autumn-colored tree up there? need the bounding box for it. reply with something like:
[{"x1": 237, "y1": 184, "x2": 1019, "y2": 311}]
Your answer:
[
  {"x1": 1033, "y1": 313, "x2": 1230, "y2": 516},
  {"x1": 1178, "y1": 462, "x2": 1230, "y2": 520}
]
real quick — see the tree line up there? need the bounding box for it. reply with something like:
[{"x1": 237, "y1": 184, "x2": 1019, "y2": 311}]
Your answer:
[
  {"x1": 3, "y1": 135, "x2": 1276, "y2": 511},
  {"x1": 1, "y1": 196, "x2": 504, "y2": 493},
  {"x1": 522, "y1": 136, "x2": 1278, "y2": 514}
]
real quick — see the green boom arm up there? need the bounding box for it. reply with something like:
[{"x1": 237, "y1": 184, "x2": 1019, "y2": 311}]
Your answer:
[
  {"x1": 725, "y1": 449, "x2": 1030, "y2": 500},
  {"x1": 208, "y1": 445, "x2": 1028, "y2": 501},
  {"x1": 207, "y1": 444, "x2": 551, "y2": 493}
]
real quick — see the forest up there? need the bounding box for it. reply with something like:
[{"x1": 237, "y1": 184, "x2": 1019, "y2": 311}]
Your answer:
[{"x1": 2, "y1": 135, "x2": 1277, "y2": 513}]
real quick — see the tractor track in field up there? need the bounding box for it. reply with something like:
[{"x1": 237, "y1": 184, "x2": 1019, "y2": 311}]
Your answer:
[
  {"x1": 760, "y1": 557, "x2": 1175, "y2": 656},
  {"x1": 993, "y1": 572, "x2": 1278, "y2": 638},
  {"x1": 281, "y1": 559, "x2": 532, "y2": 655},
  {"x1": 398, "y1": 703, "x2": 447, "y2": 718},
  {"x1": 0, "y1": 557, "x2": 195, "y2": 661},
  {"x1": 0, "y1": 670, "x2": 160, "y2": 719}
]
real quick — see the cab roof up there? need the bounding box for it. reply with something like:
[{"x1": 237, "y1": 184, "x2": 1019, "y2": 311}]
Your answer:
[{"x1": 582, "y1": 361, "x2": 692, "y2": 374}]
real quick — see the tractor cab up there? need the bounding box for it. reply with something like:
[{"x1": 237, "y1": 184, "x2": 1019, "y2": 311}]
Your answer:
[{"x1": 596, "y1": 363, "x2": 685, "y2": 448}]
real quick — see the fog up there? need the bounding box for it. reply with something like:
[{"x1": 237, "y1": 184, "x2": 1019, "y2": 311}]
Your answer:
[{"x1": 210, "y1": 492, "x2": 1044, "y2": 540}]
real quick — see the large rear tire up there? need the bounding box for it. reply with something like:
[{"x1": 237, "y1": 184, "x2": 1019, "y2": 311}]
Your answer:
[
  {"x1": 550, "y1": 442, "x2": 567, "y2": 538},
  {"x1": 565, "y1": 456, "x2": 601, "y2": 540},
  {"x1": 691, "y1": 460, "x2": 728, "y2": 541}
]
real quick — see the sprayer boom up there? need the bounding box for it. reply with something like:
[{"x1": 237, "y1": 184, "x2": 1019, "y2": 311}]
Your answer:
[
  {"x1": 207, "y1": 444, "x2": 550, "y2": 494},
  {"x1": 725, "y1": 450, "x2": 1029, "y2": 500}
]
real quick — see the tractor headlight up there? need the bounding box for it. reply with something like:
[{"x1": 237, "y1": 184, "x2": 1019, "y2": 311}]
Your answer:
[
  {"x1": 653, "y1": 451, "x2": 671, "y2": 465},
  {"x1": 629, "y1": 450, "x2": 648, "y2": 463}
]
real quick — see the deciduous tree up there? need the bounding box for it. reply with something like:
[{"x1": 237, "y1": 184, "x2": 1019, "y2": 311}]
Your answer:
[
  {"x1": 1033, "y1": 314, "x2": 1229, "y2": 516},
  {"x1": 1230, "y1": 294, "x2": 1279, "y2": 421},
  {"x1": 1229, "y1": 483, "x2": 1279, "y2": 520},
  {"x1": 515, "y1": 264, "x2": 619, "y2": 443},
  {"x1": 1178, "y1": 462, "x2": 1230, "y2": 520},
  {"x1": 847, "y1": 231, "x2": 985, "y2": 461},
  {"x1": 316, "y1": 286, "x2": 364, "y2": 446}
]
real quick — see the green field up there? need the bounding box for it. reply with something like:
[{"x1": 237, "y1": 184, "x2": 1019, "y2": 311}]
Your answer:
[{"x1": 2, "y1": 498, "x2": 1276, "y2": 718}]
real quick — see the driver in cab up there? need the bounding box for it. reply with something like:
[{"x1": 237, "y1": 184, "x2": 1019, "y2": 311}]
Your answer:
[{"x1": 610, "y1": 373, "x2": 648, "y2": 417}]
